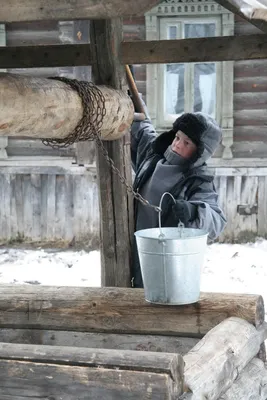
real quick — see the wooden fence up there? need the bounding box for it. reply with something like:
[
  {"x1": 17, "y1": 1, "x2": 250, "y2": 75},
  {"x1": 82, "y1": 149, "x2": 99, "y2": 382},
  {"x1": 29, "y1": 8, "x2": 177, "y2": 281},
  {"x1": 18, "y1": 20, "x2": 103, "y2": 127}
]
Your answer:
[{"x1": 0, "y1": 164, "x2": 266, "y2": 244}]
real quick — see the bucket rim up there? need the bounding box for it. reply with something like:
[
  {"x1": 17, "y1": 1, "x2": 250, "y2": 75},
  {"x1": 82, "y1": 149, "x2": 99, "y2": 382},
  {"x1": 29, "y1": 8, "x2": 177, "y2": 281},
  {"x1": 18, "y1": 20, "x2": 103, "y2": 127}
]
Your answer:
[{"x1": 134, "y1": 227, "x2": 208, "y2": 240}]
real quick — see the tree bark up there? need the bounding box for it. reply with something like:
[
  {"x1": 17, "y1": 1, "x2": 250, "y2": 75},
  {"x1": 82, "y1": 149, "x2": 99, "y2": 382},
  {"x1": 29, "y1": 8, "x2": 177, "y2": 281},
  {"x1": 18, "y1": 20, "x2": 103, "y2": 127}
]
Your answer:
[
  {"x1": 0, "y1": 73, "x2": 134, "y2": 140},
  {"x1": 90, "y1": 20, "x2": 134, "y2": 287}
]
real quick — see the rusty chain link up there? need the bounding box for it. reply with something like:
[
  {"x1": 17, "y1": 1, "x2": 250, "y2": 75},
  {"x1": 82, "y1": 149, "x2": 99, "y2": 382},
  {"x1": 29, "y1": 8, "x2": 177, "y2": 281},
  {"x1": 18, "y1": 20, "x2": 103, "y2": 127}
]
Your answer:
[{"x1": 43, "y1": 77, "x2": 161, "y2": 213}]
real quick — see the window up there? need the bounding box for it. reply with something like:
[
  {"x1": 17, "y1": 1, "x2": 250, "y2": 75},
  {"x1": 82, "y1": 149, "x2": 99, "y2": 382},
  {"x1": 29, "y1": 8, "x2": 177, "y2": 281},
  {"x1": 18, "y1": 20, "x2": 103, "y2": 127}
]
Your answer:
[
  {"x1": 146, "y1": 0, "x2": 234, "y2": 158},
  {"x1": 159, "y1": 17, "x2": 219, "y2": 127}
]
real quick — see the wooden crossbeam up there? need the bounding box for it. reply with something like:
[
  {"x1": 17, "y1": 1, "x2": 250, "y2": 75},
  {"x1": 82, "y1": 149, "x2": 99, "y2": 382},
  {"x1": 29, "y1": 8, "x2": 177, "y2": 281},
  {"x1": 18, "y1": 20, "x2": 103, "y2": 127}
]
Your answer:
[
  {"x1": 0, "y1": 0, "x2": 162, "y2": 22},
  {"x1": 1, "y1": 34, "x2": 267, "y2": 69}
]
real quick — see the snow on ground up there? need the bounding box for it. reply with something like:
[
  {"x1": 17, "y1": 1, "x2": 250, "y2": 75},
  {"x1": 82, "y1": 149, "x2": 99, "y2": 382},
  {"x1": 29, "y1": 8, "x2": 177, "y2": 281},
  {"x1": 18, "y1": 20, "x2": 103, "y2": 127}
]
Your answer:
[{"x1": 0, "y1": 239, "x2": 266, "y2": 309}]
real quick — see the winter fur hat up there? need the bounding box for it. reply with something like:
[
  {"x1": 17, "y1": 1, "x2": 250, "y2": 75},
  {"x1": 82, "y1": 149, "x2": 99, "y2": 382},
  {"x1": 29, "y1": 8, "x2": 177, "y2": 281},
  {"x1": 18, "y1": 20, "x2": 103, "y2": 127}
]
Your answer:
[
  {"x1": 152, "y1": 113, "x2": 207, "y2": 160},
  {"x1": 172, "y1": 113, "x2": 206, "y2": 147}
]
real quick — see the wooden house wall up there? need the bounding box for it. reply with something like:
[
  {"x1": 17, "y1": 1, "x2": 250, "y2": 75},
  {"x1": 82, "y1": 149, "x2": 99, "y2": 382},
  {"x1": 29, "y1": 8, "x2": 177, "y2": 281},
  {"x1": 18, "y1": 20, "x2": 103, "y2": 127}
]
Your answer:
[{"x1": 233, "y1": 16, "x2": 267, "y2": 158}]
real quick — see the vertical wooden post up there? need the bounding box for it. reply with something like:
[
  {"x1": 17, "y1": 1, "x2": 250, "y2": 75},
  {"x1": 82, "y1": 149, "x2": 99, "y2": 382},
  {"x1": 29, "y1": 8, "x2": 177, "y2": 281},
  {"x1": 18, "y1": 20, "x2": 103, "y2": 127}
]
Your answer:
[{"x1": 90, "y1": 19, "x2": 133, "y2": 287}]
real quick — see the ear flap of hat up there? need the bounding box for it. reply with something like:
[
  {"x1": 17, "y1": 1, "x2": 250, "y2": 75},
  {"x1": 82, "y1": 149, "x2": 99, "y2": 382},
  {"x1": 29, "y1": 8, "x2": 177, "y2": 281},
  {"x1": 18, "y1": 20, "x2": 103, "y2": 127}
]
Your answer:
[{"x1": 151, "y1": 129, "x2": 176, "y2": 154}]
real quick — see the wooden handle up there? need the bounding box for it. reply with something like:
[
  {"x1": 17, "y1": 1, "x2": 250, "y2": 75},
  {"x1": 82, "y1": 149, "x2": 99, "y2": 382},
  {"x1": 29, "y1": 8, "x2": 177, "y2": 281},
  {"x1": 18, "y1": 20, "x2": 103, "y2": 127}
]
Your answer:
[{"x1": 125, "y1": 65, "x2": 146, "y2": 116}]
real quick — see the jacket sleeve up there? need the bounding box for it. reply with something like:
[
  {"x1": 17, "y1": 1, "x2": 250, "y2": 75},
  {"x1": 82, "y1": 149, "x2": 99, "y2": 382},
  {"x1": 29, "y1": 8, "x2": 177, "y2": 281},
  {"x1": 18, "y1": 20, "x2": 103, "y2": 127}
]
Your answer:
[
  {"x1": 172, "y1": 181, "x2": 226, "y2": 240},
  {"x1": 131, "y1": 111, "x2": 156, "y2": 173}
]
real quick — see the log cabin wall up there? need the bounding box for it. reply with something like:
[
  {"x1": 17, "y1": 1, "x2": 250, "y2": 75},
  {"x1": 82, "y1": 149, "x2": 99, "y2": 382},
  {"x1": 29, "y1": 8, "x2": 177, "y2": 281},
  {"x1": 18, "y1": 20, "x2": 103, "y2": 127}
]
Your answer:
[{"x1": 233, "y1": 16, "x2": 267, "y2": 158}]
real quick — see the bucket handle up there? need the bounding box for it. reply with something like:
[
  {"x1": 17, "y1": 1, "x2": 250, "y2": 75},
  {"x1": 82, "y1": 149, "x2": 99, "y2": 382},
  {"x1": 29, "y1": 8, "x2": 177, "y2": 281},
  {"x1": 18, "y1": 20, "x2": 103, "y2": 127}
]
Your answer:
[{"x1": 158, "y1": 192, "x2": 184, "y2": 238}]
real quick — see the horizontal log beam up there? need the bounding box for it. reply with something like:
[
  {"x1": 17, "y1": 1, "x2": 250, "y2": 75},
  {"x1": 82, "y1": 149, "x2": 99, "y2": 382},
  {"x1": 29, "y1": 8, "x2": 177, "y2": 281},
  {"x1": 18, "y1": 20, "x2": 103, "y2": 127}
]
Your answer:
[
  {"x1": 0, "y1": 328, "x2": 199, "y2": 355},
  {"x1": 0, "y1": 73, "x2": 134, "y2": 140},
  {"x1": 1, "y1": 34, "x2": 267, "y2": 69},
  {"x1": 0, "y1": 342, "x2": 183, "y2": 399},
  {"x1": 0, "y1": 286, "x2": 264, "y2": 336},
  {"x1": 0, "y1": 0, "x2": 162, "y2": 22},
  {"x1": 183, "y1": 318, "x2": 267, "y2": 399}
]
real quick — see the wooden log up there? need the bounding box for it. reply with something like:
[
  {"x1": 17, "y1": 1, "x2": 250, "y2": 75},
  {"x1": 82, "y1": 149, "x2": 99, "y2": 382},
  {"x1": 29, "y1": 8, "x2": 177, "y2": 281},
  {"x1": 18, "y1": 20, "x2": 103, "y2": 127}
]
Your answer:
[
  {"x1": 0, "y1": 328, "x2": 199, "y2": 355},
  {"x1": 90, "y1": 20, "x2": 133, "y2": 287},
  {"x1": 218, "y1": 357, "x2": 267, "y2": 400},
  {"x1": 0, "y1": 73, "x2": 134, "y2": 140},
  {"x1": 2, "y1": 35, "x2": 267, "y2": 70},
  {"x1": 0, "y1": 0, "x2": 162, "y2": 22},
  {"x1": 0, "y1": 342, "x2": 184, "y2": 399},
  {"x1": 214, "y1": 0, "x2": 267, "y2": 34},
  {"x1": 0, "y1": 286, "x2": 264, "y2": 336},
  {"x1": 183, "y1": 318, "x2": 267, "y2": 400}
]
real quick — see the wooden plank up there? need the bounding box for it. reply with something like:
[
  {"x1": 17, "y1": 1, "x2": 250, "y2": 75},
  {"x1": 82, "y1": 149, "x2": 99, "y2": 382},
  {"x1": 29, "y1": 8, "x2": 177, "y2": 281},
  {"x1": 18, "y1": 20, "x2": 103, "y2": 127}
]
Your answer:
[
  {"x1": 90, "y1": 19, "x2": 133, "y2": 287},
  {"x1": 234, "y1": 59, "x2": 267, "y2": 78},
  {"x1": 40, "y1": 174, "x2": 48, "y2": 240},
  {"x1": 234, "y1": 125, "x2": 267, "y2": 141},
  {"x1": 208, "y1": 158, "x2": 267, "y2": 167},
  {"x1": 64, "y1": 174, "x2": 74, "y2": 241},
  {"x1": 3, "y1": 174, "x2": 11, "y2": 239},
  {"x1": 22, "y1": 174, "x2": 32, "y2": 239},
  {"x1": 0, "y1": 0, "x2": 162, "y2": 22},
  {"x1": 258, "y1": 176, "x2": 267, "y2": 237},
  {"x1": 234, "y1": 92, "x2": 267, "y2": 110},
  {"x1": 0, "y1": 328, "x2": 199, "y2": 355},
  {"x1": 14, "y1": 174, "x2": 24, "y2": 239},
  {"x1": 0, "y1": 286, "x2": 264, "y2": 336},
  {"x1": 210, "y1": 167, "x2": 267, "y2": 176},
  {"x1": 46, "y1": 174, "x2": 56, "y2": 240},
  {"x1": 234, "y1": 77, "x2": 267, "y2": 92},
  {"x1": 9, "y1": 174, "x2": 19, "y2": 239},
  {"x1": 184, "y1": 318, "x2": 267, "y2": 399},
  {"x1": 234, "y1": 109, "x2": 267, "y2": 125},
  {"x1": 232, "y1": 141, "x2": 267, "y2": 158},
  {"x1": 55, "y1": 175, "x2": 66, "y2": 240},
  {"x1": 31, "y1": 174, "x2": 42, "y2": 241},
  {"x1": 0, "y1": 342, "x2": 183, "y2": 399},
  {"x1": 218, "y1": 357, "x2": 267, "y2": 400},
  {"x1": 2, "y1": 34, "x2": 267, "y2": 69},
  {"x1": 0, "y1": 165, "x2": 94, "y2": 175}
]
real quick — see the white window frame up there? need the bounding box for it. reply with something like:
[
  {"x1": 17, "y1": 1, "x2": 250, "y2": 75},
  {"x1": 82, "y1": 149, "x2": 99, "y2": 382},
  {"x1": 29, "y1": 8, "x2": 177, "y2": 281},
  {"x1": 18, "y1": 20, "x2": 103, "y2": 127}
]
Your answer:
[{"x1": 145, "y1": 0, "x2": 235, "y2": 158}]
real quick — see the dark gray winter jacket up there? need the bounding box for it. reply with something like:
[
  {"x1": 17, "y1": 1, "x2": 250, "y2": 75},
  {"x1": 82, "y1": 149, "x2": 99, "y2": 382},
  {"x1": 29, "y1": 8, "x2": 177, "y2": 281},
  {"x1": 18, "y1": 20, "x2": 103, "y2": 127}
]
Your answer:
[{"x1": 131, "y1": 114, "x2": 227, "y2": 240}]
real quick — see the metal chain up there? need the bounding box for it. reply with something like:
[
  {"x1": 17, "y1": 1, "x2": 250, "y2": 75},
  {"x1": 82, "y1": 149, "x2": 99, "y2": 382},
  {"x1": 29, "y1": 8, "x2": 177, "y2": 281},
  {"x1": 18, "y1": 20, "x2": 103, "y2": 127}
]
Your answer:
[
  {"x1": 43, "y1": 77, "x2": 161, "y2": 213},
  {"x1": 93, "y1": 134, "x2": 161, "y2": 213}
]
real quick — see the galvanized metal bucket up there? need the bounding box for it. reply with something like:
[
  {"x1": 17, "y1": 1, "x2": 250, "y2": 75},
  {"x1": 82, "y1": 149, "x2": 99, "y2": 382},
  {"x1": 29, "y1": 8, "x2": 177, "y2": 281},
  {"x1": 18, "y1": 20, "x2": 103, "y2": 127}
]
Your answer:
[{"x1": 134, "y1": 227, "x2": 208, "y2": 305}]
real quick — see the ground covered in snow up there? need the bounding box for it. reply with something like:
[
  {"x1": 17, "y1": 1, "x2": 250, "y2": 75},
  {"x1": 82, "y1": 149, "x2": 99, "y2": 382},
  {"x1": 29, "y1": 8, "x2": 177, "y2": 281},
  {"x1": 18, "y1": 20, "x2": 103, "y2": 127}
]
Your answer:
[{"x1": 0, "y1": 239, "x2": 266, "y2": 308}]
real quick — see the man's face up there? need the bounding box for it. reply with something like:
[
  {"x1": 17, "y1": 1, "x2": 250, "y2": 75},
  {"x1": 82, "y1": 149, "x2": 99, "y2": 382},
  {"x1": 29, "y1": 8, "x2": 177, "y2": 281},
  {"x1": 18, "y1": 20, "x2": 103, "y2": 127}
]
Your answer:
[{"x1": 171, "y1": 130, "x2": 197, "y2": 159}]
